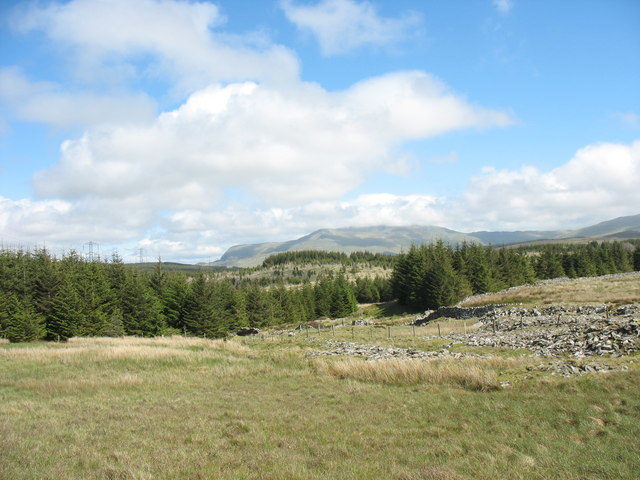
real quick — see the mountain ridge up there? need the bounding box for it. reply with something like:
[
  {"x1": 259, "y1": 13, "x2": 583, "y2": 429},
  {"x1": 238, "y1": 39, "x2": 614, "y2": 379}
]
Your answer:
[{"x1": 209, "y1": 214, "x2": 640, "y2": 268}]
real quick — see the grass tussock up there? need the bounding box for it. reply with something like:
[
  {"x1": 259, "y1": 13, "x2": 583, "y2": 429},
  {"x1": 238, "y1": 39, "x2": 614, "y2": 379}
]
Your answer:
[{"x1": 314, "y1": 357, "x2": 501, "y2": 391}]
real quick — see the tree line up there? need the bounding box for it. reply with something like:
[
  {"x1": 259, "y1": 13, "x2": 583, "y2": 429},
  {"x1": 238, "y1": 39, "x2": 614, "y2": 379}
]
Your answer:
[
  {"x1": 391, "y1": 241, "x2": 639, "y2": 311},
  {"x1": 0, "y1": 249, "x2": 359, "y2": 342},
  {"x1": 262, "y1": 250, "x2": 396, "y2": 268},
  {"x1": 2, "y1": 240, "x2": 637, "y2": 342}
]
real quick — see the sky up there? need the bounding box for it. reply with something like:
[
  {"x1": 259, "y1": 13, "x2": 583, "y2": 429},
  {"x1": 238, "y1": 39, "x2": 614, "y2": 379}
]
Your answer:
[{"x1": 0, "y1": 0, "x2": 639, "y2": 263}]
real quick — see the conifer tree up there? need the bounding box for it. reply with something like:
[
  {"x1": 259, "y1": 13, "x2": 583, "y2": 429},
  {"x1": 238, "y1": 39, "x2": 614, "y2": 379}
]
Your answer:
[
  {"x1": 46, "y1": 278, "x2": 82, "y2": 340},
  {"x1": 330, "y1": 275, "x2": 357, "y2": 318},
  {"x1": 121, "y1": 271, "x2": 166, "y2": 336},
  {"x1": 182, "y1": 273, "x2": 216, "y2": 336},
  {"x1": 1, "y1": 293, "x2": 45, "y2": 343}
]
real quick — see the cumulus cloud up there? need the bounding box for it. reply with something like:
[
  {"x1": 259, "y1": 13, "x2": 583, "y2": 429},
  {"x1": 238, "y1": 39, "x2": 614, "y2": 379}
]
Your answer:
[
  {"x1": 13, "y1": 0, "x2": 299, "y2": 90},
  {"x1": 35, "y1": 71, "x2": 511, "y2": 208},
  {"x1": 458, "y1": 140, "x2": 640, "y2": 231},
  {"x1": 2, "y1": 139, "x2": 639, "y2": 261},
  {"x1": 281, "y1": 0, "x2": 422, "y2": 55},
  {"x1": 0, "y1": 67, "x2": 156, "y2": 128},
  {"x1": 0, "y1": 195, "x2": 155, "y2": 246}
]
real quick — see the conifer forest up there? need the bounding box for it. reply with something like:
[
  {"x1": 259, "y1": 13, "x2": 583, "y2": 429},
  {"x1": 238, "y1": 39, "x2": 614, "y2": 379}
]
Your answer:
[{"x1": 1, "y1": 240, "x2": 638, "y2": 342}]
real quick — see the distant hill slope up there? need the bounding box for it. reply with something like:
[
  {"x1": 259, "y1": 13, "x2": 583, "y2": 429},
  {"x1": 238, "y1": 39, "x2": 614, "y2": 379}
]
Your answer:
[
  {"x1": 559, "y1": 213, "x2": 640, "y2": 238},
  {"x1": 208, "y1": 214, "x2": 640, "y2": 268},
  {"x1": 214, "y1": 226, "x2": 480, "y2": 268}
]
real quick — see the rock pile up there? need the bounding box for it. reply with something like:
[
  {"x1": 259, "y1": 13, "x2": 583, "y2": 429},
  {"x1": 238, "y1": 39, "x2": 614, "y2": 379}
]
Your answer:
[
  {"x1": 311, "y1": 341, "x2": 478, "y2": 360},
  {"x1": 437, "y1": 305, "x2": 639, "y2": 357}
]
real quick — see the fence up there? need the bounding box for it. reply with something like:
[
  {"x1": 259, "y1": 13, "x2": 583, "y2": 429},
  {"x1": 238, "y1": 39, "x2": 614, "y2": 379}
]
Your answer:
[{"x1": 242, "y1": 319, "x2": 476, "y2": 344}]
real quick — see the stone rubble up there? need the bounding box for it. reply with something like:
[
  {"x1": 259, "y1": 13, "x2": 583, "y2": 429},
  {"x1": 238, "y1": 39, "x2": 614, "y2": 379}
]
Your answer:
[
  {"x1": 309, "y1": 302, "x2": 639, "y2": 377},
  {"x1": 310, "y1": 340, "x2": 480, "y2": 360},
  {"x1": 437, "y1": 304, "x2": 640, "y2": 357}
]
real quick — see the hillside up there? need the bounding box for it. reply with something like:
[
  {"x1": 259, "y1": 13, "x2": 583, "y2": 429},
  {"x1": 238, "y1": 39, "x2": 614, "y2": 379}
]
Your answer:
[
  {"x1": 209, "y1": 214, "x2": 640, "y2": 267},
  {"x1": 213, "y1": 225, "x2": 479, "y2": 268},
  {"x1": 559, "y1": 213, "x2": 640, "y2": 239}
]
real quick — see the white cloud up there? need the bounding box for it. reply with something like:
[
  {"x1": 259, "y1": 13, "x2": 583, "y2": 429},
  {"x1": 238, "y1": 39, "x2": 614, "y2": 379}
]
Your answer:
[
  {"x1": 0, "y1": 67, "x2": 156, "y2": 128},
  {"x1": 13, "y1": 0, "x2": 299, "y2": 90},
  {"x1": 458, "y1": 140, "x2": 640, "y2": 231},
  {"x1": 2, "y1": 140, "x2": 638, "y2": 261},
  {"x1": 0, "y1": 195, "x2": 156, "y2": 245},
  {"x1": 492, "y1": 0, "x2": 513, "y2": 14},
  {"x1": 281, "y1": 0, "x2": 422, "y2": 56},
  {"x1": 35, "y1": 71, "x2": 511, "y2": 208}
]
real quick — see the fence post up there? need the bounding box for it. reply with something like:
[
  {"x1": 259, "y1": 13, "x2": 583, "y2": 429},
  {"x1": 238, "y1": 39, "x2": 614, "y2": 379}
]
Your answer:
[
  {"x1": 351, "y1": 326, "x2": 354, "y2": 339},
  {"x1": 437, "y1": 323, "x2": 441, "y2": 338},
  {"x1": 332, "y1": 325, "x2": 335, "y2": 336},
  {"x1": 464, "y1": 321, "x2": 467, "y2": 335},
  {"x1": 412, "y1": 325, "x2": 416, "y2": 337},
  {"x1": 387, "y1": 326, "x2": 391, "y2": 339}
]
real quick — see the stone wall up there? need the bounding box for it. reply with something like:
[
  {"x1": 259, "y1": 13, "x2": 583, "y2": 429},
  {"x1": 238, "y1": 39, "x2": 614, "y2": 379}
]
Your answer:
[{"x1": 414, "y1": 304, "x2": 505, "y2": 324}]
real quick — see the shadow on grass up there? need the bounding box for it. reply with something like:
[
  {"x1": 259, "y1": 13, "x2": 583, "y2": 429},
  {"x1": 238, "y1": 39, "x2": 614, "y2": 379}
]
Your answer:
[{"x1": 358, "y1": 300, "x2": 422, "y2": 319}]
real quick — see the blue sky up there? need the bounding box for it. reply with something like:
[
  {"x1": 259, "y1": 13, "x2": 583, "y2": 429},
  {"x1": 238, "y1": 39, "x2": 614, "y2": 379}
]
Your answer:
[{"x1": 0, "y1": 0, "x2": 638, "y2": 262}]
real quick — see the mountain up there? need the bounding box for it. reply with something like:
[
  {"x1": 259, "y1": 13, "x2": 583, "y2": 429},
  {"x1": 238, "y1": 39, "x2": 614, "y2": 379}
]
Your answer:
[
  {"x1": 559, "y1": 213, "x2": 640, "y2": 239},
  {"x1": 209, "y1": 214, "x2": 640, "y2": 268},
  {"x1": 214, "y1": 226, "x2": 480, "y2": 268},
  {"x1": 469, "y1": 230, "x2": 567, "y2": 245}
]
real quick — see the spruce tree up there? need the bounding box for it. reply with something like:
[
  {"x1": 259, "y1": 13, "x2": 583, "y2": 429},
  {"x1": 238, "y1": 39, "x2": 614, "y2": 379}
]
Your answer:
[
  {"x1": 182, "y1": 273, "x2": 216, "y2": 337},
  {"x1": 1, "y1": 293, "x2": 45, "y2": 343},
  {"x1": 46, "y1": 278, "x2": 82, "y2": 340},
  {"x1": 121, "y1": 271, "x2": 166, "y2": 336}
]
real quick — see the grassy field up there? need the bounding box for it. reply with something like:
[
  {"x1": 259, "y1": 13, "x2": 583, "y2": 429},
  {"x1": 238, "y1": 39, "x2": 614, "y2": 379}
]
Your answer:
[
  {"x1": 2, "y1": 332, "x2": 639, "y2": 480},
  {"x1": 459, "y1": 272, "x2": 640, "y2": 307}
]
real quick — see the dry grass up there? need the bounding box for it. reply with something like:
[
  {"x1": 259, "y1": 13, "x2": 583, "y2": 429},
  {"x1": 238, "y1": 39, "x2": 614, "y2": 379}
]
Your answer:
[
  {"x1": 69, "y1": 335, "x2": 249, "y2": 352},
  {"x1": 2, "y1": 336, "x2": 640, "y2": 479},
  {"x1": 459, "y1": 273, "x2": 640, "y2": 306},
  {"x1": 0, "y1": 336, "x2": 249, "y2": 362},
  {"x1": 314, "y1": 357, "x2": 502, "y2": 391}
]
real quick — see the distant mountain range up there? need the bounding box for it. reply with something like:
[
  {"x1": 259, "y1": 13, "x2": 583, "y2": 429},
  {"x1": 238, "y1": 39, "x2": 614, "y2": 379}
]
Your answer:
[{"x1": 207, "y1": 214, "x2": 640, "y2": 268}]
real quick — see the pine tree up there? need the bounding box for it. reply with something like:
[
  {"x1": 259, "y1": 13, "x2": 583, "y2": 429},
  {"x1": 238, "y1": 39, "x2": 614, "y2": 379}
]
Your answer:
[
  {"x1": 46, "y1": 278, "x2": 82, "y2": 340},
  {"x1": 121, "y1": 271, "x2": 166, "y2": 336},
  {"x1": 1, "y1": 293, "x2": 45, "y2": 343},
  {"x1": 314, "y1": 276, "x2": 333, "y2": 317},
  {"x1": 330, "y1": 275, "x2": 357, "y2": 318},
  {"x1": 246, "y1": 284, "x2": 275, "y2": 328},
  {"x1": 182, "y1": 273, "x2": 216, "y2": 337},
  {"x1": 420, "y1": 259, "x2": 472, "y2": 310}
]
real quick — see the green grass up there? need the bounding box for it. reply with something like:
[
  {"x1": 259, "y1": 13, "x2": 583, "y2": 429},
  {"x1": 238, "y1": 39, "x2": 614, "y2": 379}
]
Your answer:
[{"x1": 1, "y1": 335, "x2": 639, "y2": 480}]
